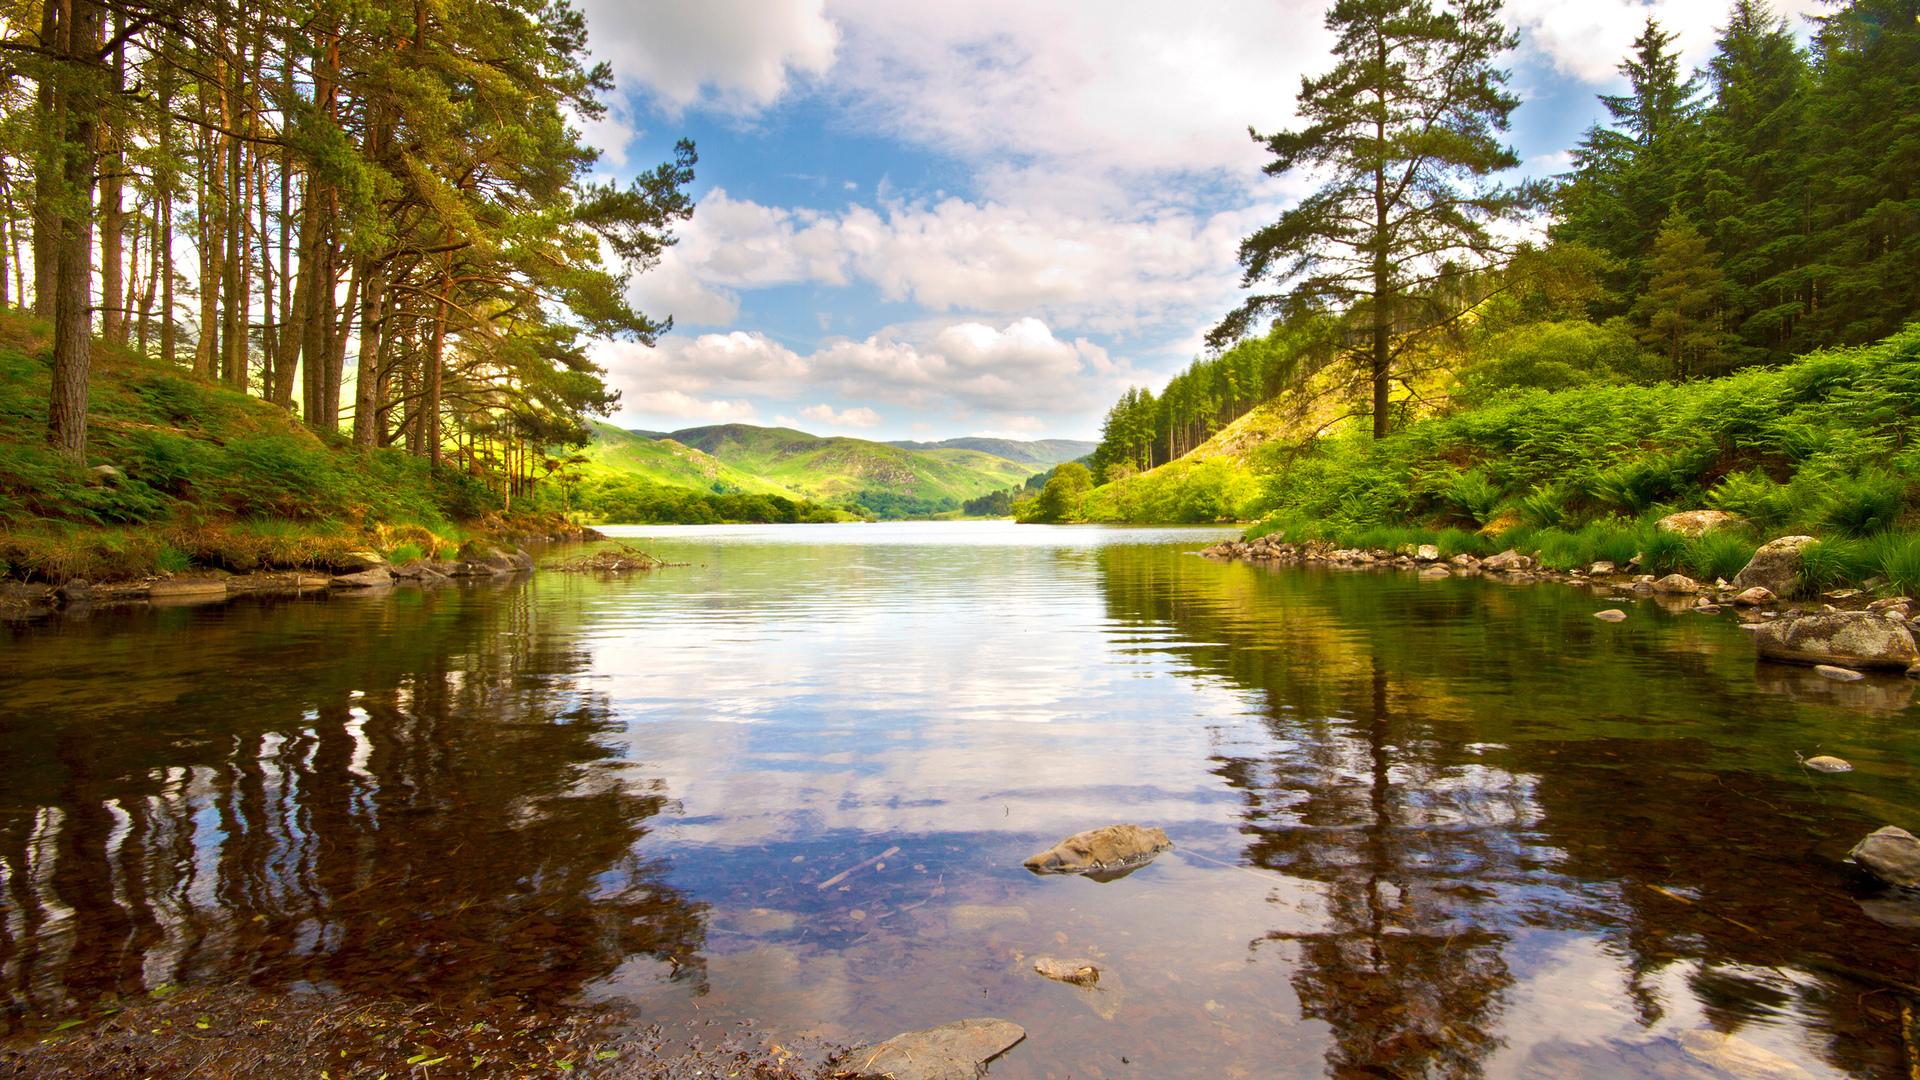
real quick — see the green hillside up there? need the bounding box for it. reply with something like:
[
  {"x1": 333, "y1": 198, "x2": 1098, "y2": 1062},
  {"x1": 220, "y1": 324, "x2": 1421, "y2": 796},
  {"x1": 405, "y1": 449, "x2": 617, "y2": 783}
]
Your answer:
[
  {"x1": 884, "y1": 436, "x2": 1095, "y2": 466},
  {"x1": 568, "y1": 422, "x2": 1057, "y2": 520},
  {"x1": 576, "y1": 421, "x2": 791, "y2": 496}
]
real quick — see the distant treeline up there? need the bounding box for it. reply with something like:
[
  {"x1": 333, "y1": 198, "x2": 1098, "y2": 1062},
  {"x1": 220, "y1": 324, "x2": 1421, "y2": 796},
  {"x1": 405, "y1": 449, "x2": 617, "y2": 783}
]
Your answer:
[
  {"x1": 576, "y1": 476, "x2": 841, "y2": 524},
  {"x1": 1087, "y1": 0, "x2": 1919, "y2": 479}
]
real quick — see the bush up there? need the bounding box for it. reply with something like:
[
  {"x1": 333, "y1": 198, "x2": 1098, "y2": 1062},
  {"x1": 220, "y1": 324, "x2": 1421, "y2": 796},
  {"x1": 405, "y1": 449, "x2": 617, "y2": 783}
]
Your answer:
[
  {"x1": 1821, "y1": 468, "x2": 1906, "y2": 536},
  {"x1": 1881, "y1": 534, "x2": 1920, "y2": 596},
  {"x1": 1799, "y1": 537, "x2": 1878, "y2": 591},
  {"x1": 1517, "y1": 483, "x2": 1570, "y2": 529},
  {"x1": 1442, "y1": 470, "x2": 1504, "y2": 526},
  {"x1": 1683, "y1": 529, "x2": 1758, "y2": 582},
  {"x1": 1705, "y1": 469, "x2": 1793, "y2": 530}
]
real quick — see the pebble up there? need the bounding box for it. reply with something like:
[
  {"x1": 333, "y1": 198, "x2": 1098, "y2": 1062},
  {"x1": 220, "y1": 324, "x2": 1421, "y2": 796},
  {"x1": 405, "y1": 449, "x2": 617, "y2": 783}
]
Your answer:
[
  {"x1": 1595, "y1": 609, "x2": 1627, "y2": 622},
  {"x1": 1802, "y1": 755, "x2": 1853, "y2": 773},
  {"x1": 1813, "y1": 664, "x2": 1865, "y2": 682}
]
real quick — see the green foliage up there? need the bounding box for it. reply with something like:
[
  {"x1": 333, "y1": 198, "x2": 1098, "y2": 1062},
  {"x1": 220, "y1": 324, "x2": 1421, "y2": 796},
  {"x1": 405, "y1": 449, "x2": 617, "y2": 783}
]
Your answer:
[
  {"x1": 1705, "y1": 469, "x2": 1794, "y2": 529},
  {"x1": 388, "y1": 543, "x2": 427, "y2": 564},
  {"x1": 1799, "y1": 536, "x2": 1878, "y2": 590},
  {"x1": 1682, "y1": 529, "x2": 1759, "y2": 582},
  {"x1": 1517, "y1": 483, "x2": 1571, "y2": 529},
  {"x1": 1455, "y1": 320, "x2": 1658, "y2": 402},
  {"x1": 1441, "y1": 470, "x2": 1505, "y2": 526},
  {"x1": 1819, "y1": 468, "x2": 1906, "y2": 536},
  {"x1": 574, "y1": 473, "x2": 837, "y2": 524},
  {"x1": 154, "y1": 545, "x2": 192, "y2": 574},
  {"x1": 1077, "y1": 458, "x2": 1264, "y2": 524},
  {"x1": 1880, "y1": 534, "x2": 1920, "y2": 597}
]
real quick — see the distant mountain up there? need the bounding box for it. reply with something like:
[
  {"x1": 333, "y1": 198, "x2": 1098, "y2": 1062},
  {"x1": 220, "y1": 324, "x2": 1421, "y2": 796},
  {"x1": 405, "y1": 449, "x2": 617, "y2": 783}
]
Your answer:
[
  {"x1": 574, "y1": 422, "x2": 1045, "y2": 517},
  {"x1": 884, "y1": 436, "x2": 1095, "y2": 466}
]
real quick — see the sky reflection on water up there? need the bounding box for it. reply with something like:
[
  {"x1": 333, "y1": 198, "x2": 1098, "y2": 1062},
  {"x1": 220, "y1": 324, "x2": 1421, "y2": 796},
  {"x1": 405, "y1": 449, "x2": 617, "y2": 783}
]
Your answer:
[{"x1": 4, "y1": 521, "x2": 1919, "y2": 1078}]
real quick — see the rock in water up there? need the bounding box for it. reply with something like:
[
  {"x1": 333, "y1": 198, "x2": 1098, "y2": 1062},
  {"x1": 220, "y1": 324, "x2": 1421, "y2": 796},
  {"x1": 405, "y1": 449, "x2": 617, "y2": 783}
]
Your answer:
[
  {"x1": 1023, "y1": 824, "x2": 1172, "y2": 878},
  {"x1": 1813, "y1": 664, "x2": 1865, "y2": 682},
  {"x1": 1733, "y1": 536, "x2": 1821, "y2": 599},
  {"x1": 1733, "y1": 586, "x2": 1777, "y2": 606},
  {"x1": 1033, "y1": 957, "x2": 1100, "y2": 986},
  {"x1": 1850, "y1": 826, "x2": 1920, "y2": 888},
  {"x1": 843, "y1": 1019, "x2": 1026, "y2": 1080},
  {"x1": 1748, "y1": 611, "x2": 1920, "y2": 670},
  {"x1": 1594, "y1": 609, "x2": 1627, "y2": 622},
  {"x1": 1800, "y1": 754, "x2": 1853, "y2": 772},
  {"x1": 1652, "y1": 573, "x2": 1702, "y2": 594}
]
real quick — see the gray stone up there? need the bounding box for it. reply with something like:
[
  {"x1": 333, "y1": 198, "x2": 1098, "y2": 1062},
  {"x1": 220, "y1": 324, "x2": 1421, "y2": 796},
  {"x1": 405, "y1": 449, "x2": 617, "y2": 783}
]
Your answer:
[
  {"x1": 333, "y1": 550, "x2": 391, "y2": 573},
  {"x1": 389, "y1": 560, "x2": 449, "y2": 581},
  {"x1": 1850, "y1": 826, "x2": 1920, "y2": 889},
  {"x1": 1449, "y1": 554, "x2": 1480, "y2": 569},
  {"x1": 1732, "y1": 586, "x2": 1776, "y2": 606},
  {"x1": 1481, "y1": 549, "x2": 1531, "y2": 571},
  {"x1": 1589, "y1": 561, "x2": 1616, "y2": 575},
  {"x1": 1653, "y1": 574, "x2": 1702, "y2": 594},
  {"x1": 456, "y1": 539, "x2": 521, "y2": 572},
  {"x1": 1023, "y1": 823, "x2": 1172, "y2": 878},
  {"x1": 331, "y1": 567, "x2": 394, "y2": 588},
  {"x1": 843, "y1": 1019, "x2": 1026, "y2": 1080},
  {"x1": 1415, "y1": 544, "x2": 1440, "y2": 562},
  {"x1": 1733, "y1": 536, "x2": 1820, "y2": 599},
  {"x1": 1656, "y1": 510, "x2": 1748, "y2": 537},
  {"x1": 1749, "y1": 610, "x2": 1919, "y2": 670},
  {"x1": 1870, "y1": 596, "x2": 1914, "y2": 613},
  {"x1": 56, "y1": 579, "x2": 92, "y2": 603}
]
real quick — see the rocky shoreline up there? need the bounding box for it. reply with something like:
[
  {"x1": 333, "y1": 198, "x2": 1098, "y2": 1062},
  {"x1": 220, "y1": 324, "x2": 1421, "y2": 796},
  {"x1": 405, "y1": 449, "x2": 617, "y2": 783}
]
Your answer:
[
  {"x1": 1200, "y1": 531, "x2": 1920, "y2": 676},
  {"x1": 0, "y1": 534, "x2": 640, "y2": 621}
]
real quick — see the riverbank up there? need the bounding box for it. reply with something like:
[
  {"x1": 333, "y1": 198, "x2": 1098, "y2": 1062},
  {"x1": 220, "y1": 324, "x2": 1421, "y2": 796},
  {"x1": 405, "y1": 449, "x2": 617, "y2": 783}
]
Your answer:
[
  {"x1": 0, "y1": 311, "x2": 606, "y2": 584},
  {"x1": 0, "y1": 984, "x2": 844, "y2": 1080}
]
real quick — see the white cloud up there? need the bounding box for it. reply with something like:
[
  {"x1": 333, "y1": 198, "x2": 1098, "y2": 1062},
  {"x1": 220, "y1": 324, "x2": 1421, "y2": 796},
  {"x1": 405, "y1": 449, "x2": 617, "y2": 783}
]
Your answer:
[
  {"x1": 596, "y1": 316, "x2": 1138, "y2": 430},
  {"x1": 799, "y1": 403, "x2": 882, "y2": 428},
  {"x1": 581, "y1": 0, "x2": 839, "y2": 114},
  {"x1": 658, "y1": 188, "x2": 1269, "y2": 336},
  {"x1": 1508, "y1": 0, "x2": 1824, "y2": 84},
  {"x1": 622, "y1": 389, "x2": 760, "y2": 421}
]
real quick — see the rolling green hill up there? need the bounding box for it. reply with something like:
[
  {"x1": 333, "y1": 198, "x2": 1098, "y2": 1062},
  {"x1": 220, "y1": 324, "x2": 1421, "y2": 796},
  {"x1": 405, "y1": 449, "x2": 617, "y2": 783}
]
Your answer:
[
  {"x1": 883, "y1": 436, "x2": 1095, "y2": 466},
  {"x1": 570, "y1": 422, "x2": 1066, "y2": 519}
]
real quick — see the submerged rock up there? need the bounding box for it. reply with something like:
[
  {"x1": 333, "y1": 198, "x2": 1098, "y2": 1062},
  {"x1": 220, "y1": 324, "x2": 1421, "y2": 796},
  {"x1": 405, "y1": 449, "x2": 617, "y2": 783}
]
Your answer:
[
  {"x1": 1749, "y1": 611, "x2": 1919, "y2": 670},
  {"x1": 1813, "y1": 664, "x2": 1865, "y2": 682},
  {"x1": 1850, "y1": 826, "x2": 1920, "y2": 888},
  {"x1": 1800, "y1": 754, "x2": 1853, "y2": 772},
  {"x1": 1594, "y1": 609, "x2": 1627, "y2": 622},
  {"x1": 1733, "y1": 536, "x2": 1820, "y2": 599},
  {"x1": 843, "y1": 1018, "x2": 1026, "y2": 1080},
  {"x1": 1032, "y1": 957, "x2": 1100, "y2": 986},
  {"x1": 1652, "y1": 573, "x2": 1702, "y2": 594},
  {"x1": 1023, "y1": 823, "x2": 1172, "y2": 879},
  {"x1": 1733, "y1": 586, "x2": 1776, "y2": 606}
]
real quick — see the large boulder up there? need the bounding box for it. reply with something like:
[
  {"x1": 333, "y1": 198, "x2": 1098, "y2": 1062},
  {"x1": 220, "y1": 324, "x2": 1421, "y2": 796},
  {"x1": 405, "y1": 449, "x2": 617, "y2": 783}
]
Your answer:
[
  {"x1": 842, "y1": 1019, "x2": 1026, "y2": 1080},
  {"x1": 1748, "y1": 610, "x2": 1919, "y2": 670},
  {"x1": 456, "y1": 539, "x2": 534, "y2": 573},
  {"x1": 1733, "y1": 536, "x2": 1820, "y2": 599},
  {"x1": 1850, "y1": 826, "x2": 1920, "y2": 889},
  {"x1": 1656, "y1": 510, "x2": 1748, "y2": 537},
  {"x1": 1023, "y1": 823, "x2": 1172, "y2": 879}
]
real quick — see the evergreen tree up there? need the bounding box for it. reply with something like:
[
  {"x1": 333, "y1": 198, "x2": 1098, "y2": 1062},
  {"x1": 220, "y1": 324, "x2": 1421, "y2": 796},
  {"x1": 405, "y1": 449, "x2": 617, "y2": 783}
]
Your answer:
[
  {"x1": 1799, "y1": 0, "x2": 1920, "y2": 348},
  {"x1": 1555, "y1": 18, "x2": 1703, "y2": 313},
  {"x1": 1698, "y1": 0, "x2": 1812, "y2": 361},
  {"x1": 1214, "y1": 0, "x2": 1539, "y2": 439},
  {"x1": 1632, "y1": 210, "x2": 1731, "y2": 380}
]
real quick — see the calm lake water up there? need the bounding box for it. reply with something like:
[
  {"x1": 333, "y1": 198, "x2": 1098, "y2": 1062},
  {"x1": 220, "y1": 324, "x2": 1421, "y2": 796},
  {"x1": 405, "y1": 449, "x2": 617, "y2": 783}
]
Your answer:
[{"x1": 5, "y1": 521, "x2": 1920, "y2": 1078}]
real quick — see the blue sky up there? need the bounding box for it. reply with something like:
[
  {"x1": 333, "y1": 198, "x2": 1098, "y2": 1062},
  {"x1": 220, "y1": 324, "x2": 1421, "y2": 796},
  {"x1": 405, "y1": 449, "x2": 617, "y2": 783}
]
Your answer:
[{"x1": 575, "y1": 0, "x2": 1816, "y2": 442}]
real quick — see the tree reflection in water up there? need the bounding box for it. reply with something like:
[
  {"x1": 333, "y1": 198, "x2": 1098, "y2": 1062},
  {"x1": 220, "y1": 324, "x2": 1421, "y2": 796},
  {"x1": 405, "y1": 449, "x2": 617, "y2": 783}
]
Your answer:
[
  {"x1": 0, "y1": 586, "x2": 705, "y2": 1029},
  {"x1": 1097, "y1": 547, "x2": 1916, "y2": 1078}
]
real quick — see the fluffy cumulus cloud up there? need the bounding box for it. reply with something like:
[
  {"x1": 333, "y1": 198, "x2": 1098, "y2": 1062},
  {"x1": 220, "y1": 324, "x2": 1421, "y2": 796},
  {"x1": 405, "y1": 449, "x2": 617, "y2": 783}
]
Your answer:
[
  {"x1": 1508, "y1": 0, "x2": 1824, "y2": 83},
  {"x1": 798, "y1": 403, "x2": 882, "y2": 428},
  {"x1": 638, "y1": 188, "x2": 1266, "y2": 336},
  {"x1": 579, "y1": 0, "x2": 839, "y2": 114},
  {"x1": 596, "y1": 317, "x2": 1134, "y2": 431}
]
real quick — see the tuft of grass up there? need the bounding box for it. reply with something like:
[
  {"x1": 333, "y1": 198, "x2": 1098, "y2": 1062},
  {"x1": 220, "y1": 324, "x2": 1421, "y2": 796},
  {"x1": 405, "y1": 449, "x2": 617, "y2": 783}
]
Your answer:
[
  {"x1": 1880, "y1": 534, "x2": 1920, "y2": 596},
  {"x1": 1682, "y1": 529, "x2": 1759, "y2": 583},
  {"x1": 1821, "y1": 468, "x2": 1906, "y2": 536},
  {"x1": 155, "y1": 545, "x2": 192, "y2": 574},
  {"x1": 1799, "y1": 537, "x2": 1878, "y2": 591},
  {"x1": 1435, "y1": 527, "x2": 1491, "y2": 558},
  {"x1": 387, "y1": 542, "x2": 426, "y2": 564}
]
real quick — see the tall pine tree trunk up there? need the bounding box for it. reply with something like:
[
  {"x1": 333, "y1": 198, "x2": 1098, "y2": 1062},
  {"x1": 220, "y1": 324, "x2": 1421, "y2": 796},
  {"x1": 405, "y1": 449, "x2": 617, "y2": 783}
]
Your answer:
[
  {"x1": 30, "y1": 0, "x2": 60, "y2": 320},
  {"x1": 97, "y1": 24, "x2": 125, "y2": 345},
  {"x1": 48, "y1": 0, "x2": 107, "y2": 463},
  {"x1": 352, "y1": 254, "x2": 384, "y2": 445}
]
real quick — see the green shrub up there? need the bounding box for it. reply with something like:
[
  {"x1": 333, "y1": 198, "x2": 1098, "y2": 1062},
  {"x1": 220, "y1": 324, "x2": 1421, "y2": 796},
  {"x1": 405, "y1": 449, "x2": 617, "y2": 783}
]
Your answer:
[
  {"x1": 388, "y1": 542, "x2": 426, "y2": 564},
  {"x1": 1821, "y1": 468, "x2": 1906, "y2": 536},
  {"x1": 1706, "y1": 469, "x2": 1793, "y2": 530},
  {"x1": 1517, "y1": 483, "x2": 1570, "y2": 529},
  {"x1": 1637, "y1": 525, "x2": 1690, "y2": 575},
  {"x1": 1683, "y1": 529, "x2": 1758, "y2": 583},
  {"x1": 1880, "y1": 534, "x2": 1920, "y2": 596},
  {"x1": 1442, "y1": 470, "x2": 1504, "y2": 526},
  {"x1": 1435, "y1": 527, "x2": 1490, "y2": 558},
  {"x1": 1800, "y1": 537, "x2": 1877, "y2": 590},
  {"x1": 1591, "y1": 456, "x2": 1694, "y2": 516}
]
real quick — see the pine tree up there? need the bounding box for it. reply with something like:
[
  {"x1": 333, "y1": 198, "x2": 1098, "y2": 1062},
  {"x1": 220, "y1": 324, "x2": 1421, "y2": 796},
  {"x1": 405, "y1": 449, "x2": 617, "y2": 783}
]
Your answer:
[
  {"x1": 1214, "y1": 0, "x2": 1539, "y2": 439},
  {"x1": 1632, "y1": 210, "x2": 1731, "y2": 380},
  {"x1": 1555, "y1": 18, "x2": 1704, "y2": 314}
]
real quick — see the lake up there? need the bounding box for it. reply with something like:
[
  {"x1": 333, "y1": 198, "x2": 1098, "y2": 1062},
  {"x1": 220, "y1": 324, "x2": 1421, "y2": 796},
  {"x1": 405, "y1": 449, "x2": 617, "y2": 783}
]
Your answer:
[{"x1": 3, "y1": 521, "x2": 1918, "y2": 1078}]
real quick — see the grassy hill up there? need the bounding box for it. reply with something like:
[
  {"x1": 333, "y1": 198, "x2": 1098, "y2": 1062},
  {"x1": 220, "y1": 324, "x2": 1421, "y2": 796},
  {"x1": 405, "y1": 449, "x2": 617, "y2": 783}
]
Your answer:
[
  {"x1": 571, "y1": 423, "x2": 1056, "y2": 519},
  {"x1": 884, "y1": 436, "x2": 1094, "y2": 466}
]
